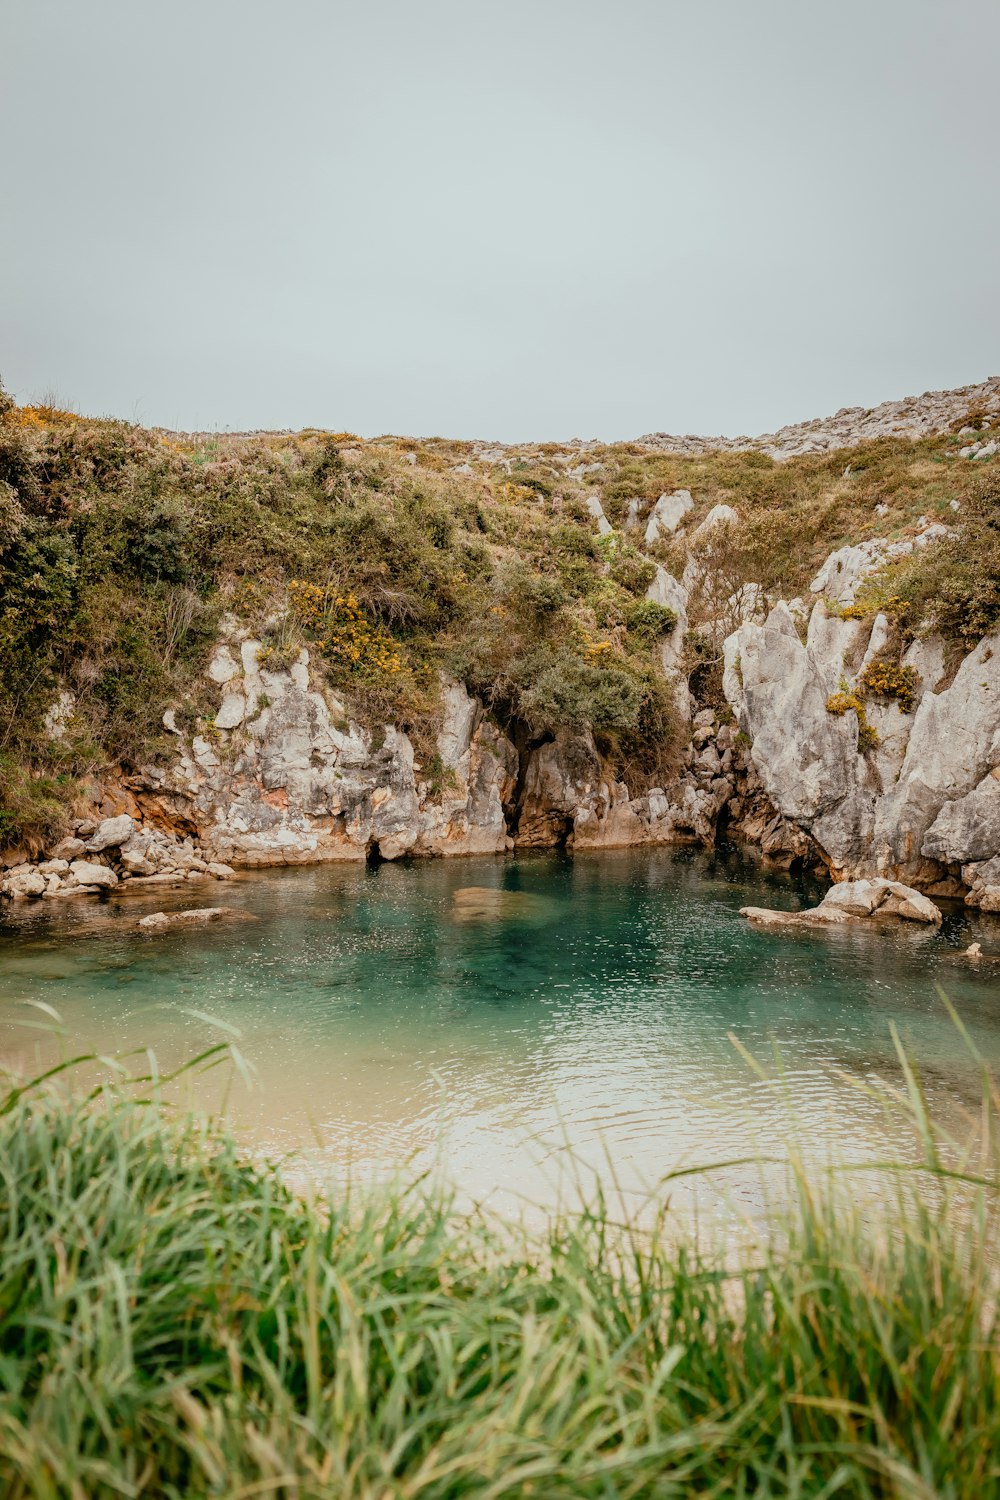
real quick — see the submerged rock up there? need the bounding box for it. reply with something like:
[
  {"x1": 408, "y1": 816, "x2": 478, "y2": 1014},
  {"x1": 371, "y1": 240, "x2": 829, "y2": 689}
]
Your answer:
[
  {"x1": 137, "y1": 907, "x2": 258, "y2": 932},
  {"x1": 741, "y1": 878, "x2": 942, "y2": 930}
]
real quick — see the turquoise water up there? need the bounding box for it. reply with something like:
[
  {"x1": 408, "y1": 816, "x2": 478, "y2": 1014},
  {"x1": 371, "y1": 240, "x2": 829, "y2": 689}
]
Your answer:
[{"x1": 1, "y1": 847, "x2": 998, "y2": 1216}]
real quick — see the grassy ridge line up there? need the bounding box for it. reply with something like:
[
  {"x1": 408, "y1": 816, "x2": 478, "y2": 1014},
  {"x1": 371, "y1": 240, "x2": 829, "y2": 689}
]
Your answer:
[{"x1": 0, "y1": 1050, "x2": 998, "y2": 1497}]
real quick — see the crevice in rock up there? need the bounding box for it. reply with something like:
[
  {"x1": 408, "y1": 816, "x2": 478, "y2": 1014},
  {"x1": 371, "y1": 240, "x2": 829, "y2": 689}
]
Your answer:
[
  {"x1": 499, "y1": 715, "x2": 552, "y2": 839},
  {"x1": 365, "y1": 838, "x2": 385, "y2": 867}
]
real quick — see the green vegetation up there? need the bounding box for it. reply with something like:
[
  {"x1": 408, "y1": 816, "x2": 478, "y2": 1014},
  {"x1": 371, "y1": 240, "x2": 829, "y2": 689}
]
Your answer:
[
  {"x1": 0, "y1": 1045, "x2": 997, "y2": 1497},
  {"x1": 860, "y1": 472, "x2": 1000, "y2": 648}
]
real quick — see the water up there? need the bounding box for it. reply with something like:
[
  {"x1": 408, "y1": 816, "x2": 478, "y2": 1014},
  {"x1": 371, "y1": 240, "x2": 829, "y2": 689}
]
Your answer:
[{"x1": 1, "y1": 847, "x2": 998, "y2": 1219}]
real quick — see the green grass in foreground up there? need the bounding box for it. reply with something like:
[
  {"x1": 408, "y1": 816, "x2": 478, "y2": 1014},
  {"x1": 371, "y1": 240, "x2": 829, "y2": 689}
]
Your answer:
[{"x1": 0, "y1": 1044, "x2": 998, "y2": 1498}]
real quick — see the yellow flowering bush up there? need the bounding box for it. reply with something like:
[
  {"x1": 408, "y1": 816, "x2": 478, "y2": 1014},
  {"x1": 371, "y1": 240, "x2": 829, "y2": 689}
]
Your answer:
[
  {"x1": 495, "y1": 482, "x2": 538, "y2": 505},
  {"x1": 857, "y1": 658, "x2": 919, "y2": 713},
  {"x1": 288, "y1": 581, "x2": 402, "y2": 675}
]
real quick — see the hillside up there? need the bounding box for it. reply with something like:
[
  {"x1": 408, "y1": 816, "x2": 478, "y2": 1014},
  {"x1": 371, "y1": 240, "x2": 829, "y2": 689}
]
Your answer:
[{"x1": 1, "y1": 376, "x2": 999, "y2": 886}]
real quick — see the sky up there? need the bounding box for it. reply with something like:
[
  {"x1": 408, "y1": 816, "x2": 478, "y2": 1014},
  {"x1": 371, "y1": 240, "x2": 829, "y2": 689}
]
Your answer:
[{"x1": 3, "y1": 0, "x2": 998, "y2": 441}]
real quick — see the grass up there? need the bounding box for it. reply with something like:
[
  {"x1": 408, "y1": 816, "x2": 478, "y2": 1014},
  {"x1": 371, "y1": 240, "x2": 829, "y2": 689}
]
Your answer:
[{"x1": 0, "y1": 1034, "x2": 998, "y2": 1497}]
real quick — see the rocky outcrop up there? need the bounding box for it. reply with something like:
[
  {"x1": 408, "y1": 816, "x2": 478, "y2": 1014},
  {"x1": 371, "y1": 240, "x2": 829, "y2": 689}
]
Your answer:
[
  {"x1": 723, "y1": 571, "x2": 1000, "y2": 900},
  {"x1": 638, "y1": 375, "x2": 1000, "y2": 460},
  {"x1": 742, "y1": 878, "x2": 942, "y2": 929},
  {"x1": 0, "y1": 813, "x2": 237, "y2": 903},
  {"x1": 127, "y1": 645, "x2": 521, "y2": 867}
]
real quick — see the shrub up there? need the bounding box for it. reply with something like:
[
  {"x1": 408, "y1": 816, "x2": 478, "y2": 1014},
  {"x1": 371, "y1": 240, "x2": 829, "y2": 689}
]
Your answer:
[
  {"x1": 876, "y1": 471, "x2": 1000, "y2": 646},
  {"x1": 621, "y1": 598, "x2": 677, "y2": 643},
  {"x1": 857, "y1": 657, "x2": 920, "y2": 714}
]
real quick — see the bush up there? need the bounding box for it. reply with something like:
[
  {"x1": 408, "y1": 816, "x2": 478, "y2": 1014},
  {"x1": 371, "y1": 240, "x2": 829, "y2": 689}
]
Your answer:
[
  {"x1": 857, "y1": 657, "x2": 920, "y2": 714},
  {"x1": 879, "y1": 472, "x2": 1000, "y2": 646},
  {"x1": 621, "y1": 598, "x2": 677, "y2": 643}
]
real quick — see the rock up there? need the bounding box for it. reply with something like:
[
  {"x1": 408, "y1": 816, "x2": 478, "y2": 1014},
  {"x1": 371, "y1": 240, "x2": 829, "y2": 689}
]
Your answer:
[
  {"x1": 810, "y1": 540, "x2": 904, "y2": 607},
  {"x1": 69, "y1": 860, "x2": 118, "y2": 890},
  {"x1": 43, "y1": 690, "x2": 76, "y2": 740},
  {"x1": 137, "y1": 907, "x2": 258, "y2": 932},
  {"x1": 878, "y1": 629, "x2": 1000, "y2": 876},
  {"x1": 741, "y1": 878, "x2": 941, "y2": 929},
  {"x1": 121, "y1": 850, "x2": 155, "y2": 875},
  {"x1": 37, "y1": 859, "x2": 70, "y2": 874},
  {"x1": 207, "y1": 862, "x2": 236, "y2": 879},
  {"x1": 86, "y1": 815, "x2": 134, "y2": 853},
  {"x1": 437, "y1": 677, "x2": 479, "y2": 770},
  {"x1": 1, "y1": 870, "x2": 46, "y2": 899},
  {"x1": 723, "y1": 602, "x2": 874, "y2": 873},
  {"x1": 50, "y1": 836, "x2": 85, "y2": 860},
  {"x1": 979, "y1": 887, "x2": 1000, "y2": 914},
  {"x1": 644, "y1": 567, "x2": 689, "y2": 710},
  {"x1": 215, "y1": 693, "x2": 247, "y2": 731},
  {"x1": 207, "y1": 645, "x2": 241, "y2": 684},
  {"x1": 643, "y1": 489, "x2": 693, "y2": 545},
  {"x1": 692, "y1": 503, "x2": 738, "y2": 542},
  {"x1": 584, "y1": 494, "x2": 613, "y2": 536}
]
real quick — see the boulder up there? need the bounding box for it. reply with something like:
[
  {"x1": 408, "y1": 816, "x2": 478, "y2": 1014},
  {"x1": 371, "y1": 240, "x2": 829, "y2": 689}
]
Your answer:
[
  {"x1": 69, "y1": 860, "x2": 118, "y2": 890},
  {"x1": 49, "y1": 836, "x2": 85, "y2": 860},
  {"x1": 86, "y1": 815, "x2": 134, "y2": 853},
  {"x1": 207, "y1": 862, "x2": 236, "y2": 879},
  {"x1": 741, "y1": 878, "x2": 941, "y2": 929},
  {"x1": 1, "y1": 869, "x2": 46, "y2": 899}
]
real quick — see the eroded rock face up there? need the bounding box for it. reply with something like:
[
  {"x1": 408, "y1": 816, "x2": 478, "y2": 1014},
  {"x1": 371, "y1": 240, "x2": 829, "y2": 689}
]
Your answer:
[
  {"x1": 724, "y1": 586, "x2": 1000, "y2": 895},
  {"x1": 134, "y1": 652, "x2": 520, "y2": 866},
  {"x1": 723, "y1": 602, "x2": 878, "y2": 874}
]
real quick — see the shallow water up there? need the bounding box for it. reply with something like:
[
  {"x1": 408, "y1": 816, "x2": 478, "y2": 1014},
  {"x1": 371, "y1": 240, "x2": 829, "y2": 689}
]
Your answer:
[{"x1": 1, "y1": 847, "x2": 999, "y2": 1218}]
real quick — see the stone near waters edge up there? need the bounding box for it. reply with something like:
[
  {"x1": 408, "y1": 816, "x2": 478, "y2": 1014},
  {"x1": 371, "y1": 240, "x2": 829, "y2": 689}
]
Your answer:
[
  {"x1": 741, "y1": 878, "x2": 942, "y2": 930},
  {"x1": 68, "y1": 860, "x2": 118, "y2": 890},
  {"x1": 138, "y1": 907, "x2": 258, "y2": 932},
  {"x1": 86, "y1": 815, "x2": 134, "y2": 853}
]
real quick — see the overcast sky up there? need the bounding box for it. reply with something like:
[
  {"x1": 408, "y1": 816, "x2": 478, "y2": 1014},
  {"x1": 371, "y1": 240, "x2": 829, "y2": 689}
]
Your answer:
[{"x1": 3, "y1": 0, "x2": 998, "y2": 441}]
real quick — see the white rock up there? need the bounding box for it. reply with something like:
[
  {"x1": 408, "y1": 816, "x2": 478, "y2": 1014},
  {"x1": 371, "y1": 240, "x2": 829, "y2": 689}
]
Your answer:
[
  {"x1": 43, "y1": 690, "x2": 76, "y2": 741},
  {"x1": 69, "y1": 860, "x2": 118, "y2": 890},
  {"x1": 437, "y1": 677, "x2": 478, "y2": 771},
  {"x1": 584, "y1": 494, "x2": 613, "y2": 536},
  {"x1": 215, "y1": 692, "x2": 247, "y2": 731},
  {"x1": 1, "y1": 870, "x2": 46, "y2": 899},
  {"x1": 87, "y1": 815, "x2": 135, "y2": 853},
  {"x1": 207, "y1": 646, "x2": 241, "y2": 684},
  {"x1": 643, "y1": 489, "x2": 693, "y2": 546}
]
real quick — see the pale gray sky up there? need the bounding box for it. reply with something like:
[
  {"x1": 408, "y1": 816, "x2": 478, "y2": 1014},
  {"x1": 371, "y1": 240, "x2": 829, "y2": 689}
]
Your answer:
[{"x1": 3, "y1": 0, "x2": 998, "y2": 440}]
